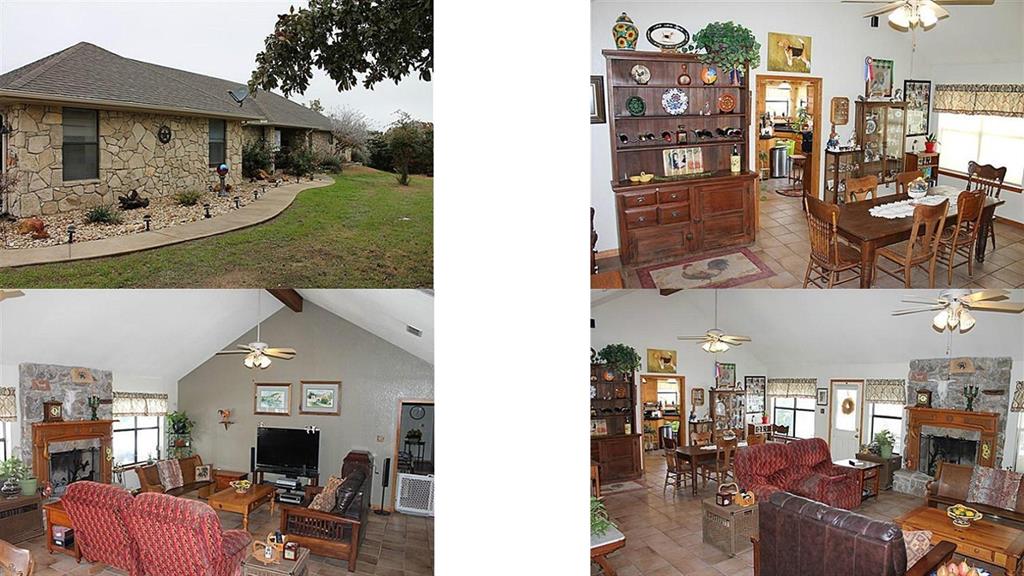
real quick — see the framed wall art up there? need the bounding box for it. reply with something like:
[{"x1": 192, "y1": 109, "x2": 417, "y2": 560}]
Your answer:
[
  {"x1": 816, "y1": 388, "x2": 829, "y2": 406},
  {"x1": 865, "y1": 58, "x2": 894, "y2": 98},
  {"x1": 299, "y1": 380, "x2": 341, "y2": 415},
  {"x1": 904, "y1": 79, "x2": 932, "y2": 136},
  {"x1": 716, "y1": 362, "x2": 736, "y2": 388},
  {"x1": 591, "y1": 75, "x2": 607, "y2": 124},
  {"x1": 744, "y1": 376, "x2": 767, "y2": 414},
  {"x1": 254, "y1": 382, "x2": 291, "y2": 416},
  {"x1": 646, "y1": 348, "x2": 677, "y2": 374},
  {"x1": 691, "y1": 388, "x2": 705, "y2": 407},
  {"x1": 767, "y1": 32, "x2": 812, "y2": 73}
]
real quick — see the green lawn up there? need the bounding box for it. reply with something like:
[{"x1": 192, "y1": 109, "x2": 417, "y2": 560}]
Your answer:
[{"x1": 0, "y1": 166, "x2": 432, "y2": 287}]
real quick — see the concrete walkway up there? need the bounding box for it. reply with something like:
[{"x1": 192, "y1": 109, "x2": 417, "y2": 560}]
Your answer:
[{"x1": 0, "y1": 176, "x2": 334, "y2": 268}]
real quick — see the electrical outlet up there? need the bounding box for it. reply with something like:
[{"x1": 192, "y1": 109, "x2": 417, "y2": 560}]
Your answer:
[{"x1": 377, "y1": 435, "x2": 385, "y2": 442}]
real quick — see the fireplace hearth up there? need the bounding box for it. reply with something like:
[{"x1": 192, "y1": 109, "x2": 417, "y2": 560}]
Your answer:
[
  {"x1": 922, "y1": 434, "x2": 978, "y2": 476},
  {"x1": 49, "y1": 448, "x2": 98, "y2": 495}
]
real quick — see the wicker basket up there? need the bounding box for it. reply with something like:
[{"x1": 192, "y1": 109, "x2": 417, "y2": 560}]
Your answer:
[
  {"x1": 242, "y1": 547, "x2": 309, "y2": 576},
  {"x1": 701, "y1": 496, "x2": 758, "y2": 557}
]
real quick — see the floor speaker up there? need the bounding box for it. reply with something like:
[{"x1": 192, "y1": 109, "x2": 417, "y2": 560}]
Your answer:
[{"x1": 374, "y1": 457, "x2": 392, "y2": 515}]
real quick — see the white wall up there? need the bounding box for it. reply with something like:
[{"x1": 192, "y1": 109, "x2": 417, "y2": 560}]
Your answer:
[{"x1": 591, "y1": 1, "x2": 1024, "y2": 252}]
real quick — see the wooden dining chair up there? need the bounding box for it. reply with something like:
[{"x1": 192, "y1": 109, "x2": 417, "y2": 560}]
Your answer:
[
  {"x1": 712, "y1": 436, "x2": 738, "y2": 486},
  {"x1": 663, "y1": 449, "x2": 688, "y2": 493},
  {"x1": 967, "y1": 161, "x2": 1007, "y2": 253},
  {"x1": 938, "y1": 190, "x2": 986, "y2": 285},
  {"x1": 843, "y1": 175, "x2": 878, "y2": 204},
  {"x1": 895, "y1": 170, "x2": 925, "y2": 197},
  {"x1": 875, "y1": 199, "x2": 949, "y2": 288},
  {"x1": 691, "y1": 431, "x2": 712, "y2": 447},
  {"x1": 803, "y1": 194, "x2": 862, "y2": 289},
  {"x1": 0, "y1": 539, "x2": 33, "y2": 576}
]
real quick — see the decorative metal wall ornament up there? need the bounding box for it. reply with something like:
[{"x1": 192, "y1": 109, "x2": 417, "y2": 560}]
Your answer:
[
  {"x1": 1012, "y1": 380, "x2": 1024, "y2": 413},
  {"x1": 949, "y1": 358, "x2": 975, "y2": 374},
  {"x1": 157, "y1": 125, "x2": 172, "y2": 144}
]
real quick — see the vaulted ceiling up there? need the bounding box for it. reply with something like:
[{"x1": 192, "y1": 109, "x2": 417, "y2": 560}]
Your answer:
[{"x1": 0, "y1": 289, "x2": 433, "y2": 385}]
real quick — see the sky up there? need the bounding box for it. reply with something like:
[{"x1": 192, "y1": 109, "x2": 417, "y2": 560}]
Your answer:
[{"x1": 0, "y1": 0, "x2": 432, "y2": 128}]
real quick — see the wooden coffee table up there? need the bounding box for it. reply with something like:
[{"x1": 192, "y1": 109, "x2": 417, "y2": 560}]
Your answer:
[
  {"x1": 896, "y1": 506, "x2": 1024, "y2": 575},
  {"x1": 208, "y1": 484, "x2": 276, "y2": 531}
]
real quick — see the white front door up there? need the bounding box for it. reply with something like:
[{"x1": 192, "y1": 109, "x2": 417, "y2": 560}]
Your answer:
[{"x1": 830, "y1": 380, "x2": 863, "y2": 460}]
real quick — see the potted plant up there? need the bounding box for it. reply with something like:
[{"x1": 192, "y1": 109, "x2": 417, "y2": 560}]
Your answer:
[
  {"x1": 406, "y1": 428, "x2": 423, "y2": 442},
  {"x1": 596, "y1": 344, "x2": 641, "y2": 375},
  {"x1": 925, "y1": 133, "x2": 939, "y2": 153},
  {"x1": 0, "y1": 457, "x2": 36, "y2": 496},
  {"x1": 167, "y1": 411, "x2": 195, "y2": 435},
  {"x1": 758, "y1": 151, "x2": 770, "y2": 179},
  {"x1": 874, "y1": 430, "x2": 895, "y2": 459},
  {"x1": 591, "y1": 497, "x2": 617, "y2": 536},
  {"x1": 692, "y1": 22, "x2": 761, "y2": 85}
]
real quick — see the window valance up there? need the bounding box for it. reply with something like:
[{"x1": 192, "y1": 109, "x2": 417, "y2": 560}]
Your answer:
[
  {"x1": 0, "y1": 388, "x2": 16, "y2": 422},
  {"x1": 865, "y1": 379, "x2": 906, "y2": 405},
  {"x1": 934, "y1": 84, "x2": 1024, "y2": 118},
  {"x1": 113, "y1": 392, "x2": 168, "y2": 417},
  {"x1": 766, "y1": 378, "x2": 817, "y2": 398}
]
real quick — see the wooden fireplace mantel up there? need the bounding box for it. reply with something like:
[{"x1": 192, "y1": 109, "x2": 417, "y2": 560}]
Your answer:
[
  {"x1": 31, "y1": 420, "x2": 114, "y2": 486},
  {"x1": 904, "y1": 407, "x2": 999, "y2": 471}
]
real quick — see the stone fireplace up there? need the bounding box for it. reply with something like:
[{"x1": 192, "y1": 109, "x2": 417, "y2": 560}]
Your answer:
[{"x1": 30, "y1": 420, "x2": 113, "y2": 490}]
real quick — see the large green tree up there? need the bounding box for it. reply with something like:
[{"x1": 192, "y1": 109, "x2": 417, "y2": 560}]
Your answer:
[{"x1": 250, "y1": 0, "x2": 432, "y2": 96}]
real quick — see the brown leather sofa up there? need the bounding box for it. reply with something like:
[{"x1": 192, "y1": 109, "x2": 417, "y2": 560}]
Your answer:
[
  {"x1": 755, "y1": 491, "x2": 955, "y2": 576},
  {"x1": 136, "y1": 455, "x2": 214, "y2": 496},
  {"x1": 927, "y1": 461, "x2": 1024, "y2": 529}
]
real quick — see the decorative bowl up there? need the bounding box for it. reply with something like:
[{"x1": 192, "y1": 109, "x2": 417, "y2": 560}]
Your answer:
[
  {"x1": 229, "y1": 480, "x2": 252, "y2": 494},
  {"x1": 947, "y1": 504, "x2": 982, "y2": 528}
]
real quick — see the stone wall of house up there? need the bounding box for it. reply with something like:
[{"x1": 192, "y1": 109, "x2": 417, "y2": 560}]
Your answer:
[
  {"x1": 311, "y1": 131, "x2": 333, "y2": 156},
  {"x1": 5, "y1": 103, "x2": 243, "y2": 217}
]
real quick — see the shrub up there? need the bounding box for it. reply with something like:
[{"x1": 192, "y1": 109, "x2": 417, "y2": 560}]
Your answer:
[
  {"x1": 175, "y1": 190, "x2": 203, "y2": 206},
  {"x1": 242, "y1": 139, "x2": 274, "y2": 178},
  {"x1": 85, "y1": 205, "x2": 122, "y2": 224},
  {"x1": 366, "y1": 132, "x2": 392, "y2": 172},
  {"x1": 288, "y1": 144, "x2": 316, "y2": 178},
  {"x1": 315, "y1": 151, "x2": 344, "y2": 173},
  {"x1": 366, "y1": 112, "x2": 433, "y2": 185}
]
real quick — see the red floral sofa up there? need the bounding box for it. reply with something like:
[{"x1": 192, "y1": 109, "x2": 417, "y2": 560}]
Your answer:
[{"x1": 734, "y1": 437, "x2": 861, "y2": 510}]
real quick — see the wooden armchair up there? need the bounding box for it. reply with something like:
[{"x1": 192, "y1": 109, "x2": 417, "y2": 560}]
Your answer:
[
  {"x1": 967, "y1": 161, "x2": 1007, "y2": 253},
  {"x1": 0, "y1": 539, "x2": 32, "y2": 576}
]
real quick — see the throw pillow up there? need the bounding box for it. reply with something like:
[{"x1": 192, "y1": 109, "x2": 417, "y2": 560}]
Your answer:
[
  {"x1": 155, "y1": 459, "x2": 184, "y2": 490},
  {"x1": 967, "y1": 466, "x2": 1023, "y2": 510},
  {"x1": 308, "y1": 475, "x2": 344, "y2": 512},
  {"x1": 903, "y1": 530, "x2": 933, "y2": 567},
  {"x1": 195, "y1": 465, "x2": 212, "y2": 482}
]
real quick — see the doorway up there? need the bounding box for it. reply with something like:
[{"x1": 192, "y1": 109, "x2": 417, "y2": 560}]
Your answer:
[
  {"x1": 391, "y1": 399, "x2": 434, "y2": 510},
  {"x1": 755, "y1": 75, "x2": 823, "y2": 200},
  {"x1": 828, "y1": 380, "x2": 864, "y2": 460},
  {"x1": 639, "y1": 374, "x2": 685, "y2": 450}
]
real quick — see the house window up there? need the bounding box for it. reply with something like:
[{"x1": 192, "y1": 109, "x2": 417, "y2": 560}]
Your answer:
[
  {"x1": 273, "y1": 129, "x2": 282, "y2": 151},
  {"x1": 209, "y1": 119, "x2": 226, "y2": 166},
  {"x1": 63, "y1": 108, "x2": 99, "y2": 181},
  {"x1": 771, "y1": 397, "x2": 815, "y2": 438},
  {"x1": 869, "y1": 403, "x2": 904, "y2": 454},
  {"x1": 113, "y1": 416, "x2": 162, "y2": 465},
  {"x1": 936, "y1": 112, "x2": 1024, "y2": 186}
]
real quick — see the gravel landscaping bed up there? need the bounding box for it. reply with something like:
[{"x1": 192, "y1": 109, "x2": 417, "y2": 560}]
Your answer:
[{"x1": 0, "y1": 178, "x2": 311, "y2": 249}]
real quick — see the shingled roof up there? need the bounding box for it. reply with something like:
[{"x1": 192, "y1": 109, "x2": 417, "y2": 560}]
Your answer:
[{"x1": 0, "y1": 42, "x2": 334, "y2": 131}]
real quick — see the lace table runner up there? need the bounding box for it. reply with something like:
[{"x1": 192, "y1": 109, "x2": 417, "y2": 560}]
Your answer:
[{"x1": 868, "y1": 194, "x2": 957, "y2": 219}]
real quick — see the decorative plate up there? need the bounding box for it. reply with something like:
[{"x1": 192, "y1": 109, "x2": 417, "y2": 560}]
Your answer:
[
  {"x1": 591, "y1": 384, "x2": 597, "y2": 399},
  {"x1": 717, "y1": 93, "x2": 736, "y2": 114},
  {"x1": 646, "y1": 22, "x2": 690, "y2": 52},
  {"x1": 865, "y1": 117, "x2": 878, "y2": 135},
  {"x1": 661, "y1": 88, "x2": 688, "y2": 115},
  {"x1": 626, "y1": 96, "x2": 646, "y2": 117},
  {"x1": 630, "y1": 64, "x2": 651, "y2": 85}
]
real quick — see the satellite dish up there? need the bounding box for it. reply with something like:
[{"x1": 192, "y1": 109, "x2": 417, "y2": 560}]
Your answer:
[{"x1": 228, "y1": 86, "x2": 250, "y2": 106}]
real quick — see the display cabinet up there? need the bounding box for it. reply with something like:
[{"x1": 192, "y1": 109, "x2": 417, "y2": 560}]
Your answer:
[
  {"x1": 591, "y1": 364, "x2": 642, "y2": 482},
  {"x1": 709, "y1": 388, "x2": 746, "y2": 441},
  {"x1": 824, "y1": 148, "x2": 862, "y2": 203},
  {"x1": 855, "y1": 101, "x2": 907, "y2": 185}
]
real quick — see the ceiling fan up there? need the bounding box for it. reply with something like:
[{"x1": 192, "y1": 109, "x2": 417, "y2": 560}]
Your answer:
[
  {"x1": 0, "y1": 290, "x2": 24, "y2": 302},
  {"x1": 677, "y1": 291, "x2": 751, "y2": 354},
  {"x1": 216, "y1": 291, "x2": 296, "y2": 369},
  {"x1": 842, "y1": 0, "x2": 994, "y2": 30},
  {"x1": 891, "y1": 289, "x2": 1024, "y2": 332}
]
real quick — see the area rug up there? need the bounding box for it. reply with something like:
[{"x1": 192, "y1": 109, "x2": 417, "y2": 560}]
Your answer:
[
  {"x1": 775, "y1": 186, "x2": 804, "y2": 198},
  {"x1": 600, "y1": 481, "x2": 647, "y2": 495},
  {"x1": 637, "y1": 248, "x2": 775, "y2": 289}
]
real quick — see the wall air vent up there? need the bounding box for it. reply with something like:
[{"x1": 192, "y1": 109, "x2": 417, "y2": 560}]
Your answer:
[{"x1": 406, "y1": 325, "x2": 423, "y2": 337}]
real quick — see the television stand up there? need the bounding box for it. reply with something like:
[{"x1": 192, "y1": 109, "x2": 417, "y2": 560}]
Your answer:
[
  {"x1": 253, "y1": 469, "x2": 320, "y2": 487},
  {"x1": 253, "y1": 469, "x2": 320, "y2": 506}
]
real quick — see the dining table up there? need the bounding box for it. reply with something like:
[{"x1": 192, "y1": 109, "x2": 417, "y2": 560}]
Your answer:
[
  {"x1": 835, "y1": 187, "x2": 1004, "y2": 288},
  {"x1": 676, "y1": 442, "x2": 747, "y2": 496}
]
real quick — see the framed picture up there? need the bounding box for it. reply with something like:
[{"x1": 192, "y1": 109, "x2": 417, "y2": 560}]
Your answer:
[
  {"x1": 904, "y1": 79, "x2": 932, "y2": 136},
  {"x1": 866, "y1": 58, "x2": 894, "y2": 98},
  {"x1": 299, "y1": 380, "x2": 341, "y2": 415},
  {"x1": 195, "y1": 465, "x2": 211, "y2": 482},
  {"x1": 767, "y1": 32, "x2": 812, "y2": 73},
  {"x1": 646, "y1": 348, "x2": 677, "y2": 374},
  {"x1": 691, "y1": 388, "x2": 705, "y2": 407},
  {"x1": 716, "y1": 363, "x2": 736, "y2": 388},
  {"x1": 591, "y1": 75, "x2": 606, "y2": 124},
  {"x1": 816, "y1": 388, "x2": 829, "y2": 406},
  {"x1": 745, "y1": 376, "x2": 767, "y2": 414},
  {"x1": 591, "y1": 419, "x2": 608, "y2": 436},
  {"x1": 663, "y1": 147, "x2": 703, "y2": 177},
  {"x1": 254, "y1": 382, "x2": 291, "y2": 415}
]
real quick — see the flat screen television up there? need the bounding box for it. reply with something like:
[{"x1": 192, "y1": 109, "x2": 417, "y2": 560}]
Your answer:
[{"x1": 256, "y1": 427, "x2": 320, "y2": 476}]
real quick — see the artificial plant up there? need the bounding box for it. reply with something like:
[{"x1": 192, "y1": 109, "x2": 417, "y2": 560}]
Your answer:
[
  {"x1": 591, "y1": 496, "x2": 617, "y2": 536},
  {"x1": 692, "y1": 22, "x2": 761, "y2": 72},
  {"x1": 874, "y1": 430, "x2": 895, "y2": 458},
  {"x1": 596, "y1": 344, "x2": 641, "y2": 375}
]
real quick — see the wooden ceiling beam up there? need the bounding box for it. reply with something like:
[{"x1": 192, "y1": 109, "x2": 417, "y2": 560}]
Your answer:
[{"x1": 267, "y1": 289, "x2": 303, "y2": 312}]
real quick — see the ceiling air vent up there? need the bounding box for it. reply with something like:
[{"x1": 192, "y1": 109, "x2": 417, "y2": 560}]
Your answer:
[{"x1": 406, "y1": 325, "x2": 423, "y2": 337}]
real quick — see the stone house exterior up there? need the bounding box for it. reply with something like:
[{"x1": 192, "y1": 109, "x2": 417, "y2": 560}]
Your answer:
[{"x1": 0, "y1": 42, "x2": 335, "y2": 217}]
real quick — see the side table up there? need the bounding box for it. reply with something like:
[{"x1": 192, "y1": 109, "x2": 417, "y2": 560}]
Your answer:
[
  {"x1": 834, "y1": 458, "x2": 882, "y2": 501},
  {"x1": 242, "y1": 546, "x2": 310, "y2": 576},
  {"x1": 43, "y1": 499, "x2": 81, "y2": 561},
  {"x1": 855, "y1": 452, "x2": 901, "y2": 490},
  {"x1": 702, "y1": 497, "x2": 758, "y2": 557}
]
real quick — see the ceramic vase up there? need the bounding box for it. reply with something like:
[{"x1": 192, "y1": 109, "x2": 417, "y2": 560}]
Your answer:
[
  {"x1": 19, "y1": 477, "x2": 36, "y2": 496},
  {"x1": 728, "y1": 69, "x2": 743, "y2": 86},
  {"x1": 612, "y1": 13, "x2": 638, "y2": 50}
]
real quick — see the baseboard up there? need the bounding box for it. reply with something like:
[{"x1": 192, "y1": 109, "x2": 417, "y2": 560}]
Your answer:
[
  {"x1": 995, "y1": 216, "x2": 1024, "y2": 231},
  {"x1": 596, "y1": 248, "x2": 619, "y2": 259}
]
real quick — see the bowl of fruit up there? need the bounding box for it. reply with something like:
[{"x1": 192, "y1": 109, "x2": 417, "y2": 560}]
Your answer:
[
  {"x1": 946, "y1": 503, "x2": 982, "y2": 528},
  {"x1": 936, "y1": 559, "x2": 988, "y2": 576},
  {"x1": 229, "y1": 480, "x2": 252, "y2": 494}
]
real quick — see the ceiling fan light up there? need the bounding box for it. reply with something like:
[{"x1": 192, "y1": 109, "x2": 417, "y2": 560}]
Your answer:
[
  {"x1": 959, "y1": 310, "x2": 976, "y2": 332},
  {"x1": 243, "y1": 354, "x2": 255, "y2": 369},
  {"x1": 257, "y1": 354, "x2": 272, "y2": 369},
  {"x1": 932, "y1": 309, "x2": 950, "y2": 330},
  {"x1": 919, "y1": 5, "x2": 938, "y2": 26},
  {"x1": 702, "y1": 341, "x2": 713, "y2": 353},
  {"x1": 889, "y1": 7, "x2": 912, "y2": 28}
]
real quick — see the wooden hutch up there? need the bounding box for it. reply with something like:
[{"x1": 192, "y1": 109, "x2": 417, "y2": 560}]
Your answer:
[
  {"x1": 855, "y1": 100, "x2": 907, "y2": 186},
  {"x1": 603, "y1": 50, "x2": 757, "y2": 265},
  {"x1": 591, "y1": 364, "x2": 642, "y2": 483},
  {"x1": 709, "y1": 388, "x2": 746, "y2": 441}
]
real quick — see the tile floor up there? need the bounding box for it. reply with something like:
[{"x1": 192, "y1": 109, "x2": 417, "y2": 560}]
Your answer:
[
  {"x1": 596, "y1": 450, "x2": 997, "y2": 576},
  {"x1": 24, "y1": 501, "x2": 433, "y2": 576},
  {"x1": 598, "y1": 179, "x2": 1024, "y2": 289}
]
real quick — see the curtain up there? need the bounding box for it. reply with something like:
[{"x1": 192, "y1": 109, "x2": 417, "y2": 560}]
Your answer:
[
  {"x1": 766, "y1": 378, "x2": 817, "y2": 398},
  {"x1": 0, "y1": 388, "x2": 16, "y2": 422},
  {"x1": 934, "y1": 84, "x2": 1024, "y2": 118},
  {"x1": 113, "y1": 392, "x2": 168, "y2": 417},
  {"x1": 865, "y1": 379, "x2": 906, "y2": 405},
  {"x1": 1013, "y1": 381, "x2": 1024, "y2": 413}
]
